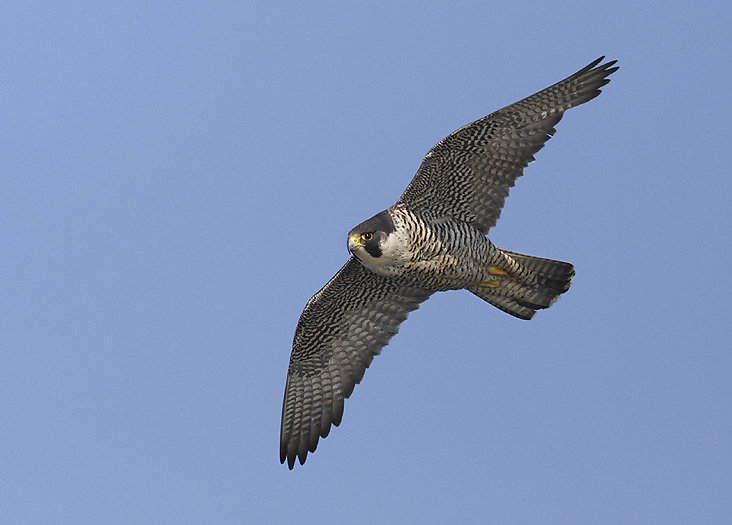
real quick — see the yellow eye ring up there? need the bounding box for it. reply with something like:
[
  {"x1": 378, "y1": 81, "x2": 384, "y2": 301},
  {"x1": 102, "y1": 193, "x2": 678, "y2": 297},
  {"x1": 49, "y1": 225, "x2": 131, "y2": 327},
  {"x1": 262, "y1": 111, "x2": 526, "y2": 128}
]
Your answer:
[{"x1": 362, "y1": 232, "x2": 373, "y2": 241}]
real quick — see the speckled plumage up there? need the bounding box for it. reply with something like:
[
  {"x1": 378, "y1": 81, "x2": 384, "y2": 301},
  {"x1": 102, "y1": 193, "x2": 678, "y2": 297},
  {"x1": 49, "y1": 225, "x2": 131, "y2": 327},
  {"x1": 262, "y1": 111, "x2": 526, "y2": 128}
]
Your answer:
[{"x1": 280, "y1": 57, "x2": 618, "y2": 469}]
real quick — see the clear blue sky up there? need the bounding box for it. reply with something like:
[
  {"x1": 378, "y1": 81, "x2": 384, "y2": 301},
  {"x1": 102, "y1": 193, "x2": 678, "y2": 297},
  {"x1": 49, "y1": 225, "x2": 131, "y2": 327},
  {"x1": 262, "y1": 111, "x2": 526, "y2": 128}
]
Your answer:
[{"x1": 2, "y1": 1, "x2": 730, "y2": 523}]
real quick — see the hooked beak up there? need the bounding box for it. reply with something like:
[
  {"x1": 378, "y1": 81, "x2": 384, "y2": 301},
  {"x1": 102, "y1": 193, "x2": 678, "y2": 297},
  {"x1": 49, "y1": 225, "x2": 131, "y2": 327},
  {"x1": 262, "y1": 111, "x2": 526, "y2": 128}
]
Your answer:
[{"x1": 348, "y1": 236, "x2": 364, "y2": 253}]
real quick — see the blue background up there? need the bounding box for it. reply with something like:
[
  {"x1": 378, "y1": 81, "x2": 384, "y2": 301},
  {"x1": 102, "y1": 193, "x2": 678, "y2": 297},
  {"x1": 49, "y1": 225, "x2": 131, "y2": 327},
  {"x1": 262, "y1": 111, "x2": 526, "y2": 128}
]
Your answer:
[{"x1": 2, "y1": 1, "x2": 730, "y2": 523}]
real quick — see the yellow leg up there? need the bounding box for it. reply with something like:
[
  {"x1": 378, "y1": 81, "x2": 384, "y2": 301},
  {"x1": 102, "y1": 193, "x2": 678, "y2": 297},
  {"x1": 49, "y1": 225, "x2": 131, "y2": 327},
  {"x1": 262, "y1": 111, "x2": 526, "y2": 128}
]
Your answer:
[
  {"x1": 479, "y1": 265, "x2": 509, "y2": 288},
  {"x1": 487, "y1": 265, "x2": 508, "y2": 276}
]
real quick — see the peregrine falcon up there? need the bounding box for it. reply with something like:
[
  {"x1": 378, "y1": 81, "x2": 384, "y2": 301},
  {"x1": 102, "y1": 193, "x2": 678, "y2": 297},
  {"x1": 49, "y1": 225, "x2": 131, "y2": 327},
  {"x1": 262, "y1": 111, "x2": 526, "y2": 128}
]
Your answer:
[{"x1": 280, "y1": 57, "x2": 618, "y2": 469}]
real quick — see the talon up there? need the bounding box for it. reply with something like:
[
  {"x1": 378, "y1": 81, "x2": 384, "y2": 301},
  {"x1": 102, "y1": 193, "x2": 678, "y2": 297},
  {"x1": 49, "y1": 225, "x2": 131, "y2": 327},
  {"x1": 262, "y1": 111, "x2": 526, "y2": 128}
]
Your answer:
[
  {"x1": 488, "y1": 266, "x2": 508, "y2": 276},
  {"x1": 479, "y1": 280, "x2": 501, "y2": 288}
]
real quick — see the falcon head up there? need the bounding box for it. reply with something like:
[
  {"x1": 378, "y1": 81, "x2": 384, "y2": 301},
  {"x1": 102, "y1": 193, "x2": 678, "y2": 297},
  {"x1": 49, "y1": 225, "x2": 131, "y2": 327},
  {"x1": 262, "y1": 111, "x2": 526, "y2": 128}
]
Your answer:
[
  {"x1": 347, "y1": 210, "x2": 408, "y2": 276},
  {"x1": 348, "y1": 210, "x2": 394, "y2": 258}
]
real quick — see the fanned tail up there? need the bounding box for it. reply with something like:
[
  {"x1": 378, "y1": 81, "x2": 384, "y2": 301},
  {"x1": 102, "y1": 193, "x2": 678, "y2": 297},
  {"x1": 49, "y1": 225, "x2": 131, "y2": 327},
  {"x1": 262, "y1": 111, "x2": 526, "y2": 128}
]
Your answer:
[{"x1": 470, "y1": 250, "x2": 575, "y2": 320}]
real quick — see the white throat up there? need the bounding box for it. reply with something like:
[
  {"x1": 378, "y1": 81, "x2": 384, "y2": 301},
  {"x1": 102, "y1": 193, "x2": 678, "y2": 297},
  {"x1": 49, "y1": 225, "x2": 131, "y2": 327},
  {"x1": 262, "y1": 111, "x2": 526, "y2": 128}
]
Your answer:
[{"x1": 354, "y1": 224, "x2": 412, "y2": 277}]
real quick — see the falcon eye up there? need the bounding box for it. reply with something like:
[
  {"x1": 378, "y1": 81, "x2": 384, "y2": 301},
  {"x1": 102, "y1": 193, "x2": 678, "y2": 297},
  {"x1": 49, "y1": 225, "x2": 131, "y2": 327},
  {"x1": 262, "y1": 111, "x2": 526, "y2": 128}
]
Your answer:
[{"x1": 362, "y1": 232, "x2": 374, "y2": 241}]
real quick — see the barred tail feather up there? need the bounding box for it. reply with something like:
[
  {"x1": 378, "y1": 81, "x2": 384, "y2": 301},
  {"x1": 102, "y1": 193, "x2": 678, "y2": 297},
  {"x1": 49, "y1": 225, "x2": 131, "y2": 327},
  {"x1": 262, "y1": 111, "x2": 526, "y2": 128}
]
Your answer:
[{"x1": 501, "y1": 250, "x2": 575, "y2": 293}]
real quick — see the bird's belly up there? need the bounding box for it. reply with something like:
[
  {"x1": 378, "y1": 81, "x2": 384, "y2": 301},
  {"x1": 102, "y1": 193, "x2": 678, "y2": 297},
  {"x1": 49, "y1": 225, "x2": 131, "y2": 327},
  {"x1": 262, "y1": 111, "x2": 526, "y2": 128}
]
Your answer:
[
  {"x1": 396, "y1": 253, "x2": 488, "y2": 291},
  {"x1": 365, "y1": 212, "x2": 498, "y2": 289}
]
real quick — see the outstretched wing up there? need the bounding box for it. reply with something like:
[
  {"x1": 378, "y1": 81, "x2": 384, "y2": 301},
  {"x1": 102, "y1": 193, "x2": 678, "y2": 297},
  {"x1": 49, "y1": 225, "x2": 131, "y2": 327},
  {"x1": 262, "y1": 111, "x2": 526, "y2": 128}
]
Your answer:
[
  {"x1": 280, "y1": 257, "x2": 432, "y2": 469},
  {"x1": 397, "y1": 57, "x2": 618, "y2": 233}
]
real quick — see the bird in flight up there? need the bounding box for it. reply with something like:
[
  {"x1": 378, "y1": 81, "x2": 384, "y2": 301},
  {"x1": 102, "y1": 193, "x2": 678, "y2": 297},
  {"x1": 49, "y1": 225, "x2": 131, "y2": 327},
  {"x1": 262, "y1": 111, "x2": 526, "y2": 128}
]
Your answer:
[{"x1": 280, "y1": 57, "x2": 618, "y2": 469}]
